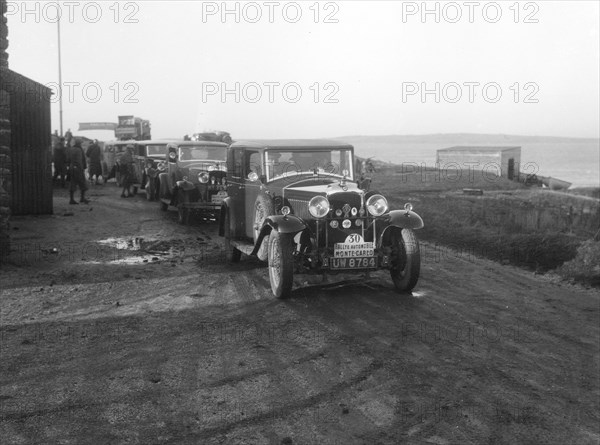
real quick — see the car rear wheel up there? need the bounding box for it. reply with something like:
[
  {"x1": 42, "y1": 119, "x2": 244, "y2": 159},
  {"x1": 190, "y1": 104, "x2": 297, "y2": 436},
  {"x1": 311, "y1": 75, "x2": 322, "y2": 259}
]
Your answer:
[
  {"x1": 253, "y1": 194, "x2": 274, "y2": 261},
  {"x1": 145, "y1": 178, "x2": 154, "y2": 201},
  {"x1": 177, "y1": 205, "x2": 189, "y2": 225},
  {"x1": 224, "y1": 210, "x2": 241, "y2": 263},
  {"x1": 268, "y1": 230, "x2": 294, "y2": 299},
  {"x1": 389, "y1": 228, "x2": 420, "y2": 292}
]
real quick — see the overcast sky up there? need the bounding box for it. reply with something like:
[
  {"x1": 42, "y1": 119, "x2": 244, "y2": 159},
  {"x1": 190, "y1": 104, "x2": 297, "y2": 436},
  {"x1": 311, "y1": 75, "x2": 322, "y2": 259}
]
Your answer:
[{"x1": 5, "y1": 1, "x2": 599, "y2": 140}]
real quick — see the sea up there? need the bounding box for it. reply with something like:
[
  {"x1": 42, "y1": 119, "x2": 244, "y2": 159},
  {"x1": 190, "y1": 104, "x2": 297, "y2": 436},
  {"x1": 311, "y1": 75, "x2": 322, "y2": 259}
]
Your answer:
[{"x1": 348, "y1": 140, "x2": 600, "y2": 188}]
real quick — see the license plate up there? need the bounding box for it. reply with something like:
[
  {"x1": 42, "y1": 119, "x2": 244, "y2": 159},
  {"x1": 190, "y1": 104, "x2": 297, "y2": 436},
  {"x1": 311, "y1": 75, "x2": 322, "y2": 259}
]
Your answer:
[
  {"x1": 333, "y1": 241, "x2": 374, "y2": 258},
  {"x1": 330, "y1": 257, "x2": 377, "y2": 270},
  {"x1": 211, "y1": 191, "x2": 227, "y2": 204}
]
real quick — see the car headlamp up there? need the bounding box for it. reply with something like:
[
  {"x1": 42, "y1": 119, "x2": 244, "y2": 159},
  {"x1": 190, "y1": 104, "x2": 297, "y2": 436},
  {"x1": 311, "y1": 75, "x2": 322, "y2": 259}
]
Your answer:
[
  {"x1": 198, "y1": 172, "x2": 209, "y2": 184},
  {"x1": 404, "y1": 203, "x2": 413, "y2": 212},
  {"x1": 309, "y1": 196, "x2": 330, "y2": 218},
  {"x1": 157, "y1": 161, "x2": 166, "y2": 171},
  {"x1": 366, "y1": 194, "x2": 388, "y2": 217},
  {"x1": 281, "y1": 206, "x2": 291, "y2": 216}
]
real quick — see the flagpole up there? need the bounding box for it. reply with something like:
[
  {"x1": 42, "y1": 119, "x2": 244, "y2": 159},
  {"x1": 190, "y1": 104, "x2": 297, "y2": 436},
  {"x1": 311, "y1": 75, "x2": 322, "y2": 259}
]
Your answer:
[{"x1": 57, "y1": 14, "x2": 63, "y2": 137}]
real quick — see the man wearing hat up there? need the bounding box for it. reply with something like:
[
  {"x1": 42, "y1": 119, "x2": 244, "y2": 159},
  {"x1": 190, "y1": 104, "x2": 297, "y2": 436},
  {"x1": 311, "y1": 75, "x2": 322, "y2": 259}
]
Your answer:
[{"x1": 66, "y1": 138, "x2": 90, "y2": 204}]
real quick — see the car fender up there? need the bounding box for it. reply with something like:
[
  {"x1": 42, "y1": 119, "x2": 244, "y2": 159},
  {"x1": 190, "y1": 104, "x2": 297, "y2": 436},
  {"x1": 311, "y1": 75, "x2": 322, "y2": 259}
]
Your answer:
[
  {"x1": 176, "y1": 179, "x2": 196, "y2": 192},
  {"x1": 250, "y1": 215, "x2": 306, "y2": 256},
  {"x1": 385, "y1": 210, "x2": 424, "y2": 230}
]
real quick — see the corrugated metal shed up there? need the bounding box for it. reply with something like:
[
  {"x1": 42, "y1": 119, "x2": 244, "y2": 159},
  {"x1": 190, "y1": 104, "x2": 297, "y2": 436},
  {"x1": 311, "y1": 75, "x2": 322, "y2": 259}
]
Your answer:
[{"x1": 0, "y1": 69, "x2": 53, "y2": 215}]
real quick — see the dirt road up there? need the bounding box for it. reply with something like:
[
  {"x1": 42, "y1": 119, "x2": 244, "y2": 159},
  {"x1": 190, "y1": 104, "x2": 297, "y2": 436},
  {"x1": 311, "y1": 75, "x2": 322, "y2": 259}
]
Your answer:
[{"x1": 1, "y1": 184, "x2": 598, "y2": 444}]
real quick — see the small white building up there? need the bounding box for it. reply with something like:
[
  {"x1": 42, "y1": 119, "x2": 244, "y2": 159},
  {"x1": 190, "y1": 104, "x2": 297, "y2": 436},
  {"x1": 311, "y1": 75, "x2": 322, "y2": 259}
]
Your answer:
[{"x1": 436, "y1": 146, "x2": 521, "y2": 180}]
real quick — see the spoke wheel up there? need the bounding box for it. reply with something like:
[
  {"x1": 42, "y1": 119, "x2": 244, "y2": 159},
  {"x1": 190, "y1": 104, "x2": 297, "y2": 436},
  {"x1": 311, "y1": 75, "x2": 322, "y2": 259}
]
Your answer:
[
  {"x1": 268, "y1": 231, "x2": 294, "y2": 299},
  {"x1": 253, "y1": 194, "x2": 274, "y2": 262}
]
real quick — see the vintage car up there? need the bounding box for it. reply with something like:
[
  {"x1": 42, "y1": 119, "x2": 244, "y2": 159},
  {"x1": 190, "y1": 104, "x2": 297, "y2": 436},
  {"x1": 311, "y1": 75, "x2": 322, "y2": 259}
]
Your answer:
[
  {"x1": 135, "y1": 140, "x2": 174, "y2": 200},
  {"x1": 102, "y1": 140, "x2": 139, "y2": 186},
  {"x1": 219, "y1": 140, "x2": 424, "y2": 298},
  {"x1": 158, "y1": 140, "x2": 229, "y2": 224}
]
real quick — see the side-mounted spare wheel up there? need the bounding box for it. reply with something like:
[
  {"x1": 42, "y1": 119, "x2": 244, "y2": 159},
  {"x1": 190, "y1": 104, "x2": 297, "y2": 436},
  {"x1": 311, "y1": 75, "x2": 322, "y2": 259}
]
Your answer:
[
  {"x1": 268, "y1": 230, "x2": 294, "y2": 299},
  {"x1": 253, "y1": 194, "x2": 275, "y2": 261},
  {"x1": 388, "y1": 228, "x2": 421, "y2": 292}
]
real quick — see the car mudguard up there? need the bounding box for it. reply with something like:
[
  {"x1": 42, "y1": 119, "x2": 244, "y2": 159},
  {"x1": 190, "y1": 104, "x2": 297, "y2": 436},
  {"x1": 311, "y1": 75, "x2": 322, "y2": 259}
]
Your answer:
[
  {"x1": 385, "y1": 210, "x2": 424, "y2": 230},
  {"x1": 264, "y1": 215, "x2": 306, "y2": 234},
  {"x1": 176, "y1": 179, "x2": 195, "y2": 191},
  {"x1": 251, "y1": 215, "x2": 306, "y2": 257}
]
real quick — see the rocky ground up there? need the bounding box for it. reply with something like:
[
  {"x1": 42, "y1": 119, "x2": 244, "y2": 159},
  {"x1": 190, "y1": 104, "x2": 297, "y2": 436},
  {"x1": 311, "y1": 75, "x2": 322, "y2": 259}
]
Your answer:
[{"x1": 0, "y1": 183, "x2": 598, "y2": 444}]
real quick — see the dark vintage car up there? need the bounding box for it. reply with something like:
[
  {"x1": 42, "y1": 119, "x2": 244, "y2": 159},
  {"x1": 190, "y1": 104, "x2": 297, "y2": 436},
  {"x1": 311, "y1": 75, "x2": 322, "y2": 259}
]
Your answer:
[
  {"x1": 135, "y1": 140, "x2": 174, "y2": 200},
  {"x1": 158, "y1": 140, "x2": 229, "y2": 224},
  {"x1": 219, "y1": 140, "x2": 424, "y2": 298},
  {"x1": 102, "y1": 140, "x2": 135, "y2": 186}
]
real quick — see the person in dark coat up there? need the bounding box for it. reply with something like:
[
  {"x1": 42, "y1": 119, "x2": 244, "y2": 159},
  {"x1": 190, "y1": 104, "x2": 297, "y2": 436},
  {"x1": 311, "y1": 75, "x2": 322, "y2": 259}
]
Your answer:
[
  {"x1": 119, "y1": 146, "x2": 135, "y2": 198},
  {"x1": 52, "y1": 137, "x2": 67, "y2": 187},
  {"x1": 66, "y1": 139, "x2": 90, "y2": 204},
  {"x1": 86, "y1": 139, "x2": 104, "y2": 184}
]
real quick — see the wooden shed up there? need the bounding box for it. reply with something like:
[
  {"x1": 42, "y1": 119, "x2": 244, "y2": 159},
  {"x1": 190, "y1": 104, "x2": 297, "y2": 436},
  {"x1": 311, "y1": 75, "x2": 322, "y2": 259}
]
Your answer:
[
  {"x1": 1, "y1": 0, "x2": 53, "y2": 258},
  {"x1": 436, "y1": 146, "x2": 521, "y2": 180}
]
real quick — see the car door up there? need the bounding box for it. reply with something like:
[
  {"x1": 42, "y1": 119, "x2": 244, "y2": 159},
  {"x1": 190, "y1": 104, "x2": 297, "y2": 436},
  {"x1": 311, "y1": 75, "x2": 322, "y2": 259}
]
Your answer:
[
  {"x1": 244, "y1": 150, "x2": 263, "y2": 239},
  {"x1": 227, "y1": 147, "x2": 245, "y2": 237}
]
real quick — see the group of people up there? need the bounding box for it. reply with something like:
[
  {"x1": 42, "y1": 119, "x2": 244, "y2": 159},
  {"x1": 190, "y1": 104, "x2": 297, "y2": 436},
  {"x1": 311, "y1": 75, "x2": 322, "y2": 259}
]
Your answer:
[
  {"x1": 52, "y1": 131, "x2": 93, "y2": 205},
  {"x1": 52, "y1": 131, "x2": 137, "y2": 203}
]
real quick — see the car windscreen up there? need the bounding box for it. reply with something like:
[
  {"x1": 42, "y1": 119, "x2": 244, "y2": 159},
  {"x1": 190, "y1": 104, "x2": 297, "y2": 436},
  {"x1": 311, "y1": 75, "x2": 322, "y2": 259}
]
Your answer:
[
  {"x1": 146, "y1": 145, "x2": 166, "y2": 156},
  {"x1": 178, "y1": 146, "x2": 226, "y2": 161},
  {"x1": 265, "y1": 149, "x2": 353, "y2": 182}
]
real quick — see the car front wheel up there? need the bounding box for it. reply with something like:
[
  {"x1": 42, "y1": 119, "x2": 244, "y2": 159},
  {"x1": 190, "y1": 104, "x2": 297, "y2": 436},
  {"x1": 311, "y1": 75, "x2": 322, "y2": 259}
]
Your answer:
[
  {"x1": 253, "y1": 194, "x2": 274, "y2": 261},
  {"x1": 389, "y1": 228, "x2": 420, "y2": 292},
  {"x1": 268, "y1": 230, "x2": 294, "y2": 299}
]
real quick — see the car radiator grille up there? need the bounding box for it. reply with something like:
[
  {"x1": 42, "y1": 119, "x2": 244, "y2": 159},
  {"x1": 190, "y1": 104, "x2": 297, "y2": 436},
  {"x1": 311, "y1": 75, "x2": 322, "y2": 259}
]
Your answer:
[{"x1": 288, "y1": 199, "x2": 311, "y2": 220}]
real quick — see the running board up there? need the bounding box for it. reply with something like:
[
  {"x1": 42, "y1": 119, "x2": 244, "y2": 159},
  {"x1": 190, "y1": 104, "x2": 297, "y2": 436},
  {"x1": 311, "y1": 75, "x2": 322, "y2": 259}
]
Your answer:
[{"x1": 231, "y1": 240, "x2": 255, "y2": 256}]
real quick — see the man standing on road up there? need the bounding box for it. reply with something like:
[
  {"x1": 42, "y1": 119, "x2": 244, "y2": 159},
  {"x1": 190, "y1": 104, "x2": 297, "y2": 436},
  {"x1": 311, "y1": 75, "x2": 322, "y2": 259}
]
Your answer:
[
  {"x1": 67, "y1": 139, "x2": 90, "y2": 205},
  {"x1": 52, "y1": 137, "x2": 67, "y2": 187},
  {"x1": 86, "y1": 139, "x2": 104, "y2": 185}
]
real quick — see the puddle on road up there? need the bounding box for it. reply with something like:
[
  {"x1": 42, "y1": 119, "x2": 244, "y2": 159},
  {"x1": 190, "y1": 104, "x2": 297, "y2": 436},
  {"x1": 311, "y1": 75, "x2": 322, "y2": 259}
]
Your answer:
[
  {"x1": 92, "y1": 236, "x2": 215, "y2": 265},
  {"x1": 97, "y1": 237, "x2": 144, "y2": 250}
]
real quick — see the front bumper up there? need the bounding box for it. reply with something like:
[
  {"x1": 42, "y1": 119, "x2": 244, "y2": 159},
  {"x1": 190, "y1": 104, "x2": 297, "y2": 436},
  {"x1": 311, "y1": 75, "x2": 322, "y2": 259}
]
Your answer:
[{"x1": 177, "y1": 181, "x2": 228, "y2": 209}]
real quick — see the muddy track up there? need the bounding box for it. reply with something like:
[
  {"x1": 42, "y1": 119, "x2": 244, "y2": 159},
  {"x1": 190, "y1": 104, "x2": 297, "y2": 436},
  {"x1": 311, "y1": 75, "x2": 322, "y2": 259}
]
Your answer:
[{"x1": 1, "y1": 185, "x2": 598, "y2": 444}]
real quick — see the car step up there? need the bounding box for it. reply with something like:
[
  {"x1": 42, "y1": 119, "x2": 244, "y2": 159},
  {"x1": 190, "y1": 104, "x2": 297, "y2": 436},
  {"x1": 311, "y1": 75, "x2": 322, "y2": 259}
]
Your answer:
[{"x1": 231, "y1": 240, "x2": 255, "y2": 256}]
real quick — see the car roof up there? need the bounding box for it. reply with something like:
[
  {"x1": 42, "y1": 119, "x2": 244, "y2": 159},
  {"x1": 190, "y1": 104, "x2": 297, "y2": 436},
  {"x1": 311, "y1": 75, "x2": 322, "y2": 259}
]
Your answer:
[
  {"x1": 104, "y1": 140, "x2": 138, "y2": 146},
  {"x1": 167, "y1": 141, "x2": 229, "y2": 148},
  {"x1": 136, "y1": 139, "x2": 183, "y2": 145},
  {"x1": 230, "y1": 139, "x2": 354, "y2": 150}
]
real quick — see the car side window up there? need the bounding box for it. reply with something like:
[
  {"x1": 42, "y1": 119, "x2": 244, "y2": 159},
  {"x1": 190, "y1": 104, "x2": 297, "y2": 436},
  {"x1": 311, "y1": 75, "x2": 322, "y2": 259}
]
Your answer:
[
  {"x1": 247, "y1": 151, "x2": 261, "y2": 177},
  {"x1": 230, "y1": 148, "x2": 243, "y2": 178}
]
